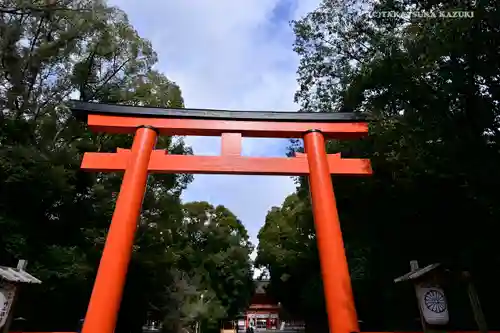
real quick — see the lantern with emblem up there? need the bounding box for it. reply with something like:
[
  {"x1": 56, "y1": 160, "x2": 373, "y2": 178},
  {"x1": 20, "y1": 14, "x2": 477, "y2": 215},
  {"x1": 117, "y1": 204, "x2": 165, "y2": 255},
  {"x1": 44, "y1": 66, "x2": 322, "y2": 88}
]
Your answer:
[{"x1": 394, "y1": 261, "x2": 449, "y2": 330}]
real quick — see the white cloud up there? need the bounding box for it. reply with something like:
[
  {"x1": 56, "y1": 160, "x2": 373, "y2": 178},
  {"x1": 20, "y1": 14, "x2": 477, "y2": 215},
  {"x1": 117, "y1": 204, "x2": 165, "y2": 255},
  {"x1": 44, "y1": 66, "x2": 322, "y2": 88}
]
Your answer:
[{"x1": 107, "y1": 0, "x2": 320, "y2": 271}]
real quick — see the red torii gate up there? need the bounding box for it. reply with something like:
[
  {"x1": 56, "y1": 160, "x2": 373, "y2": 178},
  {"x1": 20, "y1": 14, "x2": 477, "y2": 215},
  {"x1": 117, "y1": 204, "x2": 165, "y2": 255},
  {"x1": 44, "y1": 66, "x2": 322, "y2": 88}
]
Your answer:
[{"x1": 70, "y1": 101, "x2": 372, "y2": 333}]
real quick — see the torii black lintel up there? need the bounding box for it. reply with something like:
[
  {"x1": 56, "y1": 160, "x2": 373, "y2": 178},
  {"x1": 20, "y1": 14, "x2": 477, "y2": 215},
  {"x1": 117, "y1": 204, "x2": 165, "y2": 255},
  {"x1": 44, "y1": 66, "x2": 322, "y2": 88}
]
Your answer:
[{"x1": 69, "y1": 100, "x2": 367, "y2": 123}]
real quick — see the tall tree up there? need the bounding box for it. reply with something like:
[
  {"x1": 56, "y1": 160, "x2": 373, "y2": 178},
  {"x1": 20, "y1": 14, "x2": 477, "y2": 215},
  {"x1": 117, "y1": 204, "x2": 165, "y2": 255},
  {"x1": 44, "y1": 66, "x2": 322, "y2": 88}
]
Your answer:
[
  {"x1": 257, "y1": 0, "x2": 500, "y2": 331},
  {"x1": 170, "y1": 202, "x2": 254, "y2": 333},
  {"x1": 0, "y1": 2, "x2": 254, "y2": 333}
]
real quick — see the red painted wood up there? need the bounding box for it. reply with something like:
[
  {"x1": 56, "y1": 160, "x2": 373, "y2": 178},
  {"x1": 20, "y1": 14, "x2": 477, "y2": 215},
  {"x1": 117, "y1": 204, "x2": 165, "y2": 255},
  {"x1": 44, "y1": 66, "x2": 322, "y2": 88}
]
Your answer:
[
  {"x1": 221, "y1": 133, "x2": 242, "y2": 156},
  {"x1": 81, "y1": 127, "x2": 158, "y2": 333},
  {"x1": 81, "y1": 150, "x2": 372, "y2": 176},
  {"x1": 304, "y1": 130, "x2": 359, "y2": 333},
  {"x1": 76, "y1": 111, "x2": 372, "y2": 333},
  {"x1": 86, "y1": 114, "x2": 368, "y2": 139}
]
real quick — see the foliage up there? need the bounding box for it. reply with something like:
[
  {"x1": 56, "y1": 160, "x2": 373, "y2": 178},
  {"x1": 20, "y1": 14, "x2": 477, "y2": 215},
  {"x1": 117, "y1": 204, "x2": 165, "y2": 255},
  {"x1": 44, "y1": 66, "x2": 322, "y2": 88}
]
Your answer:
[
  {"x1": 257, "y1": 0, "x2": 500, "y2": 331},
  {"x1": 0, "y1": 2, "x2": 253, "y2": 333},
  {"x1": 158, "y1": 202, "x2": 254, "y2": 333}
]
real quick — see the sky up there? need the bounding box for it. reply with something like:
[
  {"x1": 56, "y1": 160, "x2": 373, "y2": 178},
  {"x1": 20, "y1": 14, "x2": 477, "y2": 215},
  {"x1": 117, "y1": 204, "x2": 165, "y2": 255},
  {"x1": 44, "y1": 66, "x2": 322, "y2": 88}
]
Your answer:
[{"x1": 107, "y1": 0, "x2": 320, "y2": 264}]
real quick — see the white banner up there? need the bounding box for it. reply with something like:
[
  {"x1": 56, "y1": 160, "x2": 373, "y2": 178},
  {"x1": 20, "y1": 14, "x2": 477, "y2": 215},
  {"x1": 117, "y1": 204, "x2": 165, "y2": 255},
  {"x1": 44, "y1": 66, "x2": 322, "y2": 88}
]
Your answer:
[{"x1": 0, "y1": 284, "x2": 16, "y2": 328}]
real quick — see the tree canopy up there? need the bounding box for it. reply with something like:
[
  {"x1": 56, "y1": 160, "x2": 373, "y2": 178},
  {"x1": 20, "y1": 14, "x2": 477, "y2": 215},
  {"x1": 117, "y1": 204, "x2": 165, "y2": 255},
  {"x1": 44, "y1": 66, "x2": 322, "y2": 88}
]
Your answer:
[
  {"x1": 257, "y1": 0, "x2": 500, "y2": 331},
  {"x1": 0, "y1": 2, "x2": 253, "y2": 333}
]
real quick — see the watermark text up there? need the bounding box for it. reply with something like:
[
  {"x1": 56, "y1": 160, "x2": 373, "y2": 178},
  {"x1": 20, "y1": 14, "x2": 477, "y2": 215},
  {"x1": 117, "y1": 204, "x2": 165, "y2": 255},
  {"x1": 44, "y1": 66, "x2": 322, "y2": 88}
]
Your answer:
[{"x1": 370, "y1": 10, "x2": 474, "y2": 19}]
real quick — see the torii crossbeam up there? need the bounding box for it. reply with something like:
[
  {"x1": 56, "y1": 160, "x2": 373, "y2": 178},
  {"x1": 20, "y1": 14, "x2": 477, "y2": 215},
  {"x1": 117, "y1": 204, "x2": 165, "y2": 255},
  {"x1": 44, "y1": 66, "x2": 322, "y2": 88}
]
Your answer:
[{"x1": 70, "y1": 100, "x2": 372, "y2": 333}]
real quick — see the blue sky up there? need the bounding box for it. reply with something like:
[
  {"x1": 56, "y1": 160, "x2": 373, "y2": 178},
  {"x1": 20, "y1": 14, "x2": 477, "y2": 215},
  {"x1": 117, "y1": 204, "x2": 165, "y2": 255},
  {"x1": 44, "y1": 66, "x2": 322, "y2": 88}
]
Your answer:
[{"x1": 108, "y1": 0, "x2": 320, "y2": 261}]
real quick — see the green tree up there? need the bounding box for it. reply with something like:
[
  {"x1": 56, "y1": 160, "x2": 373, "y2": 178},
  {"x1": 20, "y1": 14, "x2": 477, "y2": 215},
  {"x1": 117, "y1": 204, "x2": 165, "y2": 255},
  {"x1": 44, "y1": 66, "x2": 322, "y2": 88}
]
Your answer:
[
  {"x1": 117, "y1": 201, "x2": 254, "y2": 333},
  {"x1": 165, "y1": 202, "x2": 254, "y2": 333},
  {"x1": 1, "y1": 1, "x2": 256, "y2": 330},
  {"x1": 258, "y1": 0, "x2": 500, "y2": 331}
]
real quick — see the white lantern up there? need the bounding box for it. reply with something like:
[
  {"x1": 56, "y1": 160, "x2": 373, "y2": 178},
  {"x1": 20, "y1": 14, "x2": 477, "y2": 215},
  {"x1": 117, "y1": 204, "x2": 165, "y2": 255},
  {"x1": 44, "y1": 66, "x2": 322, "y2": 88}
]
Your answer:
[{"x1": 416, "y1": 284, "x2": 449, "y2": 325}]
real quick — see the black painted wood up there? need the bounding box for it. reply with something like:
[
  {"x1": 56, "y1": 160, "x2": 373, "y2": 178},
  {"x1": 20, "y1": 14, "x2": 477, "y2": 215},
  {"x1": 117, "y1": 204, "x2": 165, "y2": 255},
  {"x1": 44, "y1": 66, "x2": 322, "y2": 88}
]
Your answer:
[{"x1": 69, "y1": 100, "x2": 367, "y2": 123}]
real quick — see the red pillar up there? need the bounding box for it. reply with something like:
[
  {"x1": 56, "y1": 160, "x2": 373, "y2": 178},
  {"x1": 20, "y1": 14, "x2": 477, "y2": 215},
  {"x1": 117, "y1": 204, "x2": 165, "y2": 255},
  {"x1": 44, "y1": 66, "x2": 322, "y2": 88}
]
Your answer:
[
  {"x1": 303, "y1": 129, "x2": 359, "y2": 333},
  {"x1": 81, "y1": 126, "x2": 158, "y2": 333}
]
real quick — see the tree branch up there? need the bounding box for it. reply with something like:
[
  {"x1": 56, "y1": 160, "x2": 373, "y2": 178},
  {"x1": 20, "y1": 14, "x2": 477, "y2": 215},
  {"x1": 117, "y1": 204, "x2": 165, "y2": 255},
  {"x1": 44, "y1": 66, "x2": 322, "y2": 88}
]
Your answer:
[{"x1": 89, "y1": 58, "x2": 131, "y2": 100}]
